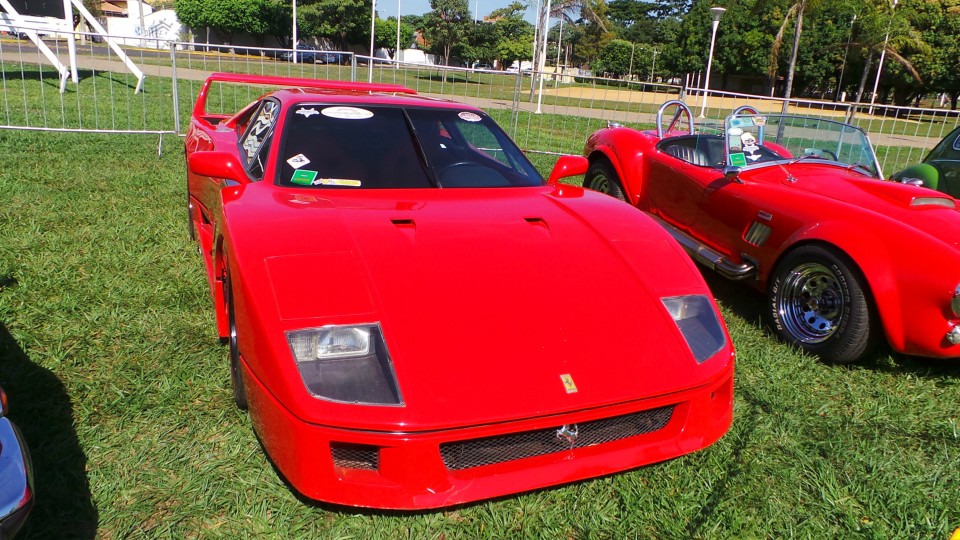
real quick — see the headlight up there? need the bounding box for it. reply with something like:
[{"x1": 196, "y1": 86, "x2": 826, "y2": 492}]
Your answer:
[
  {"x1": 286, "y1": 323, "x2": 403, "y2": 405},
  {"x1": 662, "y1": 295, "x2": 727, "y2": 363}
]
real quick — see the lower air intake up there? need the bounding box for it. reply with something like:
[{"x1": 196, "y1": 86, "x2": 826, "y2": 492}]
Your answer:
[{"x1": 440, "y1": 406, "x2": 674, "y2": 471}]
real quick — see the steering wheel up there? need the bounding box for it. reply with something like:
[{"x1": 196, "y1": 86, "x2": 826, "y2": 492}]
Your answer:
[{"x1": 803, "y1": 148, "x2": 838, "y2": 161}]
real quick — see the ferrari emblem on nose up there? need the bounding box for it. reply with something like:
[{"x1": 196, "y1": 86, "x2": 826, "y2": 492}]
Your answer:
[{"x1": 560, "y1": 373, "x2": 578, "y2": 394}]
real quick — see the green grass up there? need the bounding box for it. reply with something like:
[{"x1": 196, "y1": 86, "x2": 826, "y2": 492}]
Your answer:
[{"x1": 0, "y1": 83, "x2": 959, "y2": 539}]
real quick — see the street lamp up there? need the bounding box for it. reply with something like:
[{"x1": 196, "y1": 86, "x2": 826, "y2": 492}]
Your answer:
[
  {"x1": 368, "y1": 0, "x2": 376, "y2": 82},
  {"x1": 292, "y1": 0, "x2": 298, "y2": 65},
  {"x1": 869, "y1": 0, "x2": 898, "y2": 114},
  {"x1": 698, "y1": 6, "x2": 725, "y2": 118},
  {"x1": 396, "y1": 0, "x2": 401, "y2": 67}
]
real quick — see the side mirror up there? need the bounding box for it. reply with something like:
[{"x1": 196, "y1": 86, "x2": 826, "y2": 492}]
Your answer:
[
  {"x1": 188, "y1": 151, "x2": 248, "y2": 185},
  {"x1": 546, "y1": 155, "x2": 589, "y2": 185},
  {"x1": 723, "y1": 165, "x2": 743, "y2": 184}
]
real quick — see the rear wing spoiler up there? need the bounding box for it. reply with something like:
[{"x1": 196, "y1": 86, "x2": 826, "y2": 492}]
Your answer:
[{"x1": 192, "y1": 72, "x2": 418, "y2": 120}]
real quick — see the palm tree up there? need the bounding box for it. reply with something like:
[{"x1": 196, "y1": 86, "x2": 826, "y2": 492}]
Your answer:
[
  {"x1": 764, "y1": 0, "x2": 823, "y2": 113},
  {"x1": 852, "y1": 0, "x2": 928, "y2": 107}
]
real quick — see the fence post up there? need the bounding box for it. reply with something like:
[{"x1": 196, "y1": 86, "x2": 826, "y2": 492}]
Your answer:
[{"x1": 171, "y1": 42, "x2": 181, "y2": 135}]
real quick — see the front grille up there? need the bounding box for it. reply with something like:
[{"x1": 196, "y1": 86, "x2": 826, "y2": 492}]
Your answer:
[
  {"x1": 331, "y1": 442, "x2": 379, "y2": 470},
  {"x1": 440, "y1": 406, "x2": 674, "y2": 471}
]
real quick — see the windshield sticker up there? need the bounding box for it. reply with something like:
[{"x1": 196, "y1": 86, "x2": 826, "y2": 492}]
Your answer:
[
  {"x1": 727, "y1": 127, "x2": 743, "y2": 137},
  {"x1": 241, "y1": 100, "x2": 278, "y2": 160},
  {"x1": 291, "y1": 169, "x2": 318, "y2": 185},
  {"x1": 729, "y1": 153, "x2": 747, "y2": 167},
  {"x1": 287, "y1": 154, "x2": 311, "y2": 169},
  {"x1": 321, "y1": 106, "x2": 374, "y2": 120},
  {"x1": 753, "y1": 116, "x2": 767, "y2": 126},
  {"x1": 729, "y1": 117, "x2": 754, "y2": 129},
  {"x1": 296, "y1": 107, "x2": 320, "y2": 118},
  {"x1": 312, "y1": 178, "x2": 362, "y2": 187},
  {"x1": 458, "y1": 112, "x2": 482, "y2": 122}
]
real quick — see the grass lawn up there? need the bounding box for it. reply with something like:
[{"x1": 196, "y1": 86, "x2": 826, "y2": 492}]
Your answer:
[{"x1": 0, "y1": 128, "x2": 958, "y2": 539}]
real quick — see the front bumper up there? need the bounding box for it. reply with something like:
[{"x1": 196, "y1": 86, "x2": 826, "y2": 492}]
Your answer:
[
  {"x1": 0, "y1": 417, "x2": 34, "y2": 539},
  {"x1": 244, "y1": 357, "x2": 734, "y2": 509}
]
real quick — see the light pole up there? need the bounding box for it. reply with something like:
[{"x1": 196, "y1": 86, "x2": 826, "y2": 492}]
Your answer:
[
  {"x1": 869, "y1": 0, "x2": 898, "y2": 114},
  {"x1": 369, "y1": 0, "x2": 377, "y2": 82},
  {"x1": 698, "y1": 6, "x2": 725, "y2": 118},
  {"x1": 628, "y1": 42, "x2": 635, "y2": 80},
  {"x1": 534, "y1": 0, "x2": 551, "y2": 114},
  {"x1": 292, "y1": 0, "x2": 298, "y2": 64},
  {"x1": 835, "y1": 13, "x2": 856, "y2": 101},
  {"x1": 650, "y1": 47, "x2": 658, "y2": 82},
  {"x1": 395, "y1": 0, "x2": 401, "y2": 67}
]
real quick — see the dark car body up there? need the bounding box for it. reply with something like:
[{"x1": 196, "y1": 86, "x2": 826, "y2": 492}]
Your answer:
[
  {"x1": 890, "y1": 126, "x2": 960, "y2": 197},
  {"x1": 0, "y1": 384, "x2": 33, "y2": 538}
]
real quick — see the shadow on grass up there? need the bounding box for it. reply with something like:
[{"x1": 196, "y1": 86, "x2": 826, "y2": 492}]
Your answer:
[
  {"x1": 0, "y1": 322, "x2": 97, "y2": 539},
  {"x1": 0, "y1": 67, "x2": 140, "y2": 91}
]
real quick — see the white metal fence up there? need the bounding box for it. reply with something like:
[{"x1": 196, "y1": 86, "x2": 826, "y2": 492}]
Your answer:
[{"x1": 2, "y1": 29, "x2": 958, "y2": 174}]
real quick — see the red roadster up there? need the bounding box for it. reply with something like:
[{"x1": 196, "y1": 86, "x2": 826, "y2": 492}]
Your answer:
[
  {"x1": 584, "y1": 100, "x2": 960, "y2": 364},
  {"x1": 185, "y1": 74, "x2": 734, "y2": 509}
]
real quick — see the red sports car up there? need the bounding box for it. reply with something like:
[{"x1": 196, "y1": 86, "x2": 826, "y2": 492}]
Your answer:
[
  {"x1": 185, "y1": 74, "x2": 734, "y2": 509},
  {"x1": 584, "y1": 100, "x2": 960, "y2": 364}
]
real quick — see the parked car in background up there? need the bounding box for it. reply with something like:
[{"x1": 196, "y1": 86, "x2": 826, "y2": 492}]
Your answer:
[
  {"x1": 316, "y1": 51, "x2": 342, "y2": 64},
  {"x1": 890, "y1": 125, "x2": 960, "y2": 197},
  {"x1": 184, "y1": 73, "x2": 735, "y2": 509},
  {"x1": 0, "y1": 383, "x2": 33, "y2": 538},
  {"x1": 280, "y1": 45, "x2": 317, "y2": 63},
  {"x1": 584, "y1": 100, "x2": 960, "y2": 364}
]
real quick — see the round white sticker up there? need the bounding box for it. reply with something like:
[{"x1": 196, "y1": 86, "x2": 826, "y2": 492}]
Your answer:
[
  {"x1": 727, "y1": 127, "x2": 744, "y2": 137},
  {"x1": 321, "y1": 106, "x2": 374, "y2": 120},
  {"x1": 458, "y1": 112, "x2": 482, "y2": 122}
]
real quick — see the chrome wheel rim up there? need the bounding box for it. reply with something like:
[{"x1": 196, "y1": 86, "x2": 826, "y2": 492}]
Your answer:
[{"x1": 777, "y1": 262, "x2": 844, "y2": 344}]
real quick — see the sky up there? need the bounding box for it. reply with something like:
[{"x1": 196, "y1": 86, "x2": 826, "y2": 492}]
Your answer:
[{"x1": 375, "y1": 0, "x2": 542, "y2": 24}]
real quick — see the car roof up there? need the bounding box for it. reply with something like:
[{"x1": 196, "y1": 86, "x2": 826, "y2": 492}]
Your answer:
[{"x1": 271, "y1": 87, "x2": 483, "y2": 111}]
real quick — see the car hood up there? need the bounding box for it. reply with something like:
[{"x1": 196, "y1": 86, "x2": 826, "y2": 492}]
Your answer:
[
  {"x1": 229, "y1": 184, "x2": 730, "y2": 431},
  {"x1": 749, "y1": 163, "x2": 960, "y2": 245}
]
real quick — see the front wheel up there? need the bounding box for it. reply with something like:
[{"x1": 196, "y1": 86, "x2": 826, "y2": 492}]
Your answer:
[
  {"x1": 766, "y1": 245, "x2": 878, "y2": 364},
  {"x1": 585, "y1": 160, "x2": 627, "y2": 202},
  {"x1": 224, "y1": 268, "x2": 248, "y2": 410}
]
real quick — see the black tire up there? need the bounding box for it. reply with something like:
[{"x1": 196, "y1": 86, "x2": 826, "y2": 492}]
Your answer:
[
  {"x1": 585, "y1": 160, "x2": 627, "y2": 202},
  {"x1": 767, "y1": 245, "x2": 878, "y2": 364},
  {"x1": 187, "y1": 188, "x2": 195, "y2": 241},
  {"x1": 225, "y1": 268, "x2": 249, "y2": 410}
]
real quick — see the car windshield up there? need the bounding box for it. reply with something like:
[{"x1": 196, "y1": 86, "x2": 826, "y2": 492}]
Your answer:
[
  {"x1": 723, "y1": 114, "x2": 881, "y2": 177},
  {"x1": 276, "y1": 104, "x2": 543, "y2": 189}
]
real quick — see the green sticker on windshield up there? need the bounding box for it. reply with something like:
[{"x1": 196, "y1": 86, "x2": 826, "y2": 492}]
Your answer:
[
  {"x1": 729, "y1": 153, "x2": 747, "y2": 167},
  {"x1": 291, "y1": 169, "x2": 318, "y2": 185}
]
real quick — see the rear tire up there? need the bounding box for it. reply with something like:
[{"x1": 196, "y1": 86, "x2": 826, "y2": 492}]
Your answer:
[
  {"x1": 585, "y1": 160, "x2": 627, "y2": 202},
  {"x1": 766, "y1": 245, "x2": 877, "y2": 364},
  {"x1": 225, "y1": 268, "x2": 248, "y2": 410}
]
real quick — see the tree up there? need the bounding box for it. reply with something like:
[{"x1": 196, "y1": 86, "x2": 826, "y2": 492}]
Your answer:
[
  {"x1": 592, "y1": 38, "x2": 632, "y2": 77},
  {"x1": 174, "y1": 0, "x2": 284, "y2": 45},
  {"x1": 375, "y1": 17, "x2": 416, "y2": 54},
  {"x1": 488, "y1": 2, "x2": 534, "y2": 68},
  {"x1": 422, "y1": 0, "x2": 471, "y2": 66},
  {"x1": 298, "y1": 0, "x2": 370, "y2": 50}
]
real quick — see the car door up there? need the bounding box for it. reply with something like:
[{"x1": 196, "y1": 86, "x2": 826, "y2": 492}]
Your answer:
[
  {"x1": 646, "y1": 136, "x2": 725, "y2": 228},
  {"x1": 928, "y1": 127, "x2": 960, "y2": 196}
]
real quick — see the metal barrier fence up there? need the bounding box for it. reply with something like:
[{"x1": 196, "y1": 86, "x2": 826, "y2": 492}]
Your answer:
[{"x1": 1, "y1": 29, "x2": 958, "y2": 175}]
